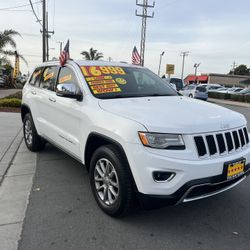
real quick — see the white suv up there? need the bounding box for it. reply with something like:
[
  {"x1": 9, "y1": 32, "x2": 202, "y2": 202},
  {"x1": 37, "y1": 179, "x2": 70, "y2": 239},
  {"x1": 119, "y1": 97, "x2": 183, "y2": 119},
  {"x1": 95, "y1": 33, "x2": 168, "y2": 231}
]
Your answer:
[{"x1": 22, "y1": 60, "x2": 250, "y2": 217}]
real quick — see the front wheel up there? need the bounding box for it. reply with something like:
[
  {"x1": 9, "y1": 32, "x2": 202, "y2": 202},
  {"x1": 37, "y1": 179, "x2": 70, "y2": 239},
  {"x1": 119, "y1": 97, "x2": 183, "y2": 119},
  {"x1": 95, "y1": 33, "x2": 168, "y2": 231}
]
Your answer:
[
  {"x1": 23, "y1": 113, "x2": 45, "y2": 152},
  {"x1": 89, "y1": 145, "x2": 134, "y2": 217}
]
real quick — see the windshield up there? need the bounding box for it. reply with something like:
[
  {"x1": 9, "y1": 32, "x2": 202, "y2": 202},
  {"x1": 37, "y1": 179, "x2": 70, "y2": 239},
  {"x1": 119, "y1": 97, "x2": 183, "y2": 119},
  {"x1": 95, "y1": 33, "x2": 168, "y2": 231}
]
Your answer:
[{"x1": 80, "y1": 65, "x2": 178, "y2": 99}]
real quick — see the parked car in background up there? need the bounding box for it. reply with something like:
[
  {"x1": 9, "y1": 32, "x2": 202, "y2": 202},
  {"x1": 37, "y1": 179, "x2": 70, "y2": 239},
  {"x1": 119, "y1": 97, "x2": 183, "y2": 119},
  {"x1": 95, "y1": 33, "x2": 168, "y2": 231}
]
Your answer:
[
  {"x1": 235, "y1": 88, "x2": 250, "y2": 95},
  {"x1": 227, "y1": 87, "x2": 244, "y2": 93},
  {"x1": 166, "y1": 78, "x2": 184, "y2": 91},
  {"x1": 0, "y1": 75, "x2": 7, "y2": 87},
  {"x1": 200, "y1": 83, "x2": 222, "y2": 92},
  {"x1": 180, "y1": 84, "x2": 208, "y2": 101}
]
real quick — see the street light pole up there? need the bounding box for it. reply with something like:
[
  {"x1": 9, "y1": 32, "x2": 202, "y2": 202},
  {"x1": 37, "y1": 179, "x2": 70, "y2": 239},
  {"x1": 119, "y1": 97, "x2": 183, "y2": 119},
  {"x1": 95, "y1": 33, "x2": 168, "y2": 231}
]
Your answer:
[
  {"x1": 180, "y1": 51, "x2": 189, "y2": 80},
  {"x1": 194, "y1": 63, "x2": 201, "y2": 84},
  {"x1": 158, "y1": 51, "x2": 165, "y2": 76}
]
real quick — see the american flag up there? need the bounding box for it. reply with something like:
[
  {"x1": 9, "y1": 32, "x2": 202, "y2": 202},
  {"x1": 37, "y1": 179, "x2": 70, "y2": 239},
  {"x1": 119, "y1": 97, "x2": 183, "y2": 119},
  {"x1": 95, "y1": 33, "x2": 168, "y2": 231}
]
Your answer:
[
  {"x1": 59, "y1": 40, "x2": 70, "y2": 66},
  {"x1": 132, "y1": 46, "x2": 141, "y2": 65}
]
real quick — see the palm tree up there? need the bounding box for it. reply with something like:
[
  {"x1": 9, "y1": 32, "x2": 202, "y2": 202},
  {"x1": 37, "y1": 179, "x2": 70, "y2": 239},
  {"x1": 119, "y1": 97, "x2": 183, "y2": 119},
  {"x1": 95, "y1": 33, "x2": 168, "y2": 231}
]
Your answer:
[
  {"x1": 80, "y1": 48, "x2": 104, "y2": 60},
  {"x1": 0, "y1": 29, "x2": 27, "y2": 66}
]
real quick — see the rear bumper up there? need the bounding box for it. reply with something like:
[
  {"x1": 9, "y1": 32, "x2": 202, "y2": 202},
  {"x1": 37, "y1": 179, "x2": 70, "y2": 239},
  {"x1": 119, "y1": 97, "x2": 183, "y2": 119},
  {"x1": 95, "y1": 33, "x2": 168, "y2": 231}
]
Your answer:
[{"x1": 138, "y1": 163, "x2": 250, "y2": 209}]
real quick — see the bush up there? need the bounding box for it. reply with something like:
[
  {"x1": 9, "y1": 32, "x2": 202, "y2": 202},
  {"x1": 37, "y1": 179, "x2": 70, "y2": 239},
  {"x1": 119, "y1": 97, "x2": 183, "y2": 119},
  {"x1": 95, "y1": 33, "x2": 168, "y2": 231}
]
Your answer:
[
  {"x1": 224, "y1": 93, "x2": 231, "y2": 100},
  {"x1": 0, "y1": 98, "x2": 21, "y2": 107},
  {"x1": 245, "y1": 95, "x2": 250, "y2": 103}
]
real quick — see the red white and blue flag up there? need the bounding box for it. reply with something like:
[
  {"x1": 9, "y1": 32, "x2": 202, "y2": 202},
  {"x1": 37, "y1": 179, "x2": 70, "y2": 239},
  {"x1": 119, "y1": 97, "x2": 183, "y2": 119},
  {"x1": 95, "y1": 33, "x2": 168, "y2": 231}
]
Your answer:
[
  {"x1": 59, "y1": 40, "x2": 70, "y2": 66},
  {"x1": 132, "y1": 46, "x2": 141, "y2": 65}
]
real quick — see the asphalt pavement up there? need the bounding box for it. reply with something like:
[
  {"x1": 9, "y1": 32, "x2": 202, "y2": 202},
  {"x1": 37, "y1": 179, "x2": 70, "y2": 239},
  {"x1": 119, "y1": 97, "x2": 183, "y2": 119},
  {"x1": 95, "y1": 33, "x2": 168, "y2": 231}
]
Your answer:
[{"x1": 17, "y1": 104, "x2": 250, "y2": 250}]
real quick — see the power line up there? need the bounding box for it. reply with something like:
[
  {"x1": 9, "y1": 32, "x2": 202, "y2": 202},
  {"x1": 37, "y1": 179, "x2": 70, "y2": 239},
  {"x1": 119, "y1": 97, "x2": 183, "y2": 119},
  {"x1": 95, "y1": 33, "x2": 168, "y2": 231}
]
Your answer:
[
  {"x1": 0, "y1": 9, "x2": 31, "y2": 12},
  {"x1": 29, "y1": 0, "x2": 43, "y2": 27},
  {"x1": 0, "y1": 1, "x2": 41, "y2": 11}
]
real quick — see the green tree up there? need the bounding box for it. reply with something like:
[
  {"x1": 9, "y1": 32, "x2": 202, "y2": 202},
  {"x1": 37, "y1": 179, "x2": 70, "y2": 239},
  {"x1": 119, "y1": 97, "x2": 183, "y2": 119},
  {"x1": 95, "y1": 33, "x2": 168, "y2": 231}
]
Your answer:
[
  {"x1": 229, "y1": 64, "x2": 250, "y2": 75},
  {"x1": 0, "y1": 29, "x2": 27, "y2": 66},
  {"x1": 80, "y1": 48, "x2": 103, "y2": 60}
]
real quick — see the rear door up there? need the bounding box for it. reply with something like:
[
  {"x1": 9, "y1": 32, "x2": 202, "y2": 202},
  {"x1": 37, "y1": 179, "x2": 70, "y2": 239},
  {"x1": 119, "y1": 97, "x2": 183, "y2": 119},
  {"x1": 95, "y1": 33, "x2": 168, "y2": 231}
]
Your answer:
[
  {"x1": 34, "y1": 65, "x2": 60, "y2": 139},
  {"x1": 24, "y1": 67, "x2": 43, "y2": 133}
]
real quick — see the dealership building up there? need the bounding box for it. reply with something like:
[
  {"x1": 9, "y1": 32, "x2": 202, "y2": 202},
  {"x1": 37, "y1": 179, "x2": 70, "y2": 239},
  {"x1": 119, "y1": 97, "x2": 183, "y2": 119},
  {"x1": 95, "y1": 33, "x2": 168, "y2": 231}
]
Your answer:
[{"x1": 185, "y1": 73, "x2": 250, "y2": 87}]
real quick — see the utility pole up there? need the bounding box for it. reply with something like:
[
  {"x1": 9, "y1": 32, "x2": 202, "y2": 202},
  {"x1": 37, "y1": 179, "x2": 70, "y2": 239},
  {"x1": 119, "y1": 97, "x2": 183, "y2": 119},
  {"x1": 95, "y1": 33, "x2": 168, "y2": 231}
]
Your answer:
[
  {"x1": 42, "y1": 0, "x2": 46, "y2": 62},
  {"x1": 180, "y1": 51, "x2": 189, "y2": 80},
  {"x1": 158, "y1": 51, "x2": 164, "y2": 76},
  {"x1": 136, "y1": 0, "x2": 155, "y2": 66},
  {"x1": 46, "y1": 11, "x2": 49, "y2": 61}
]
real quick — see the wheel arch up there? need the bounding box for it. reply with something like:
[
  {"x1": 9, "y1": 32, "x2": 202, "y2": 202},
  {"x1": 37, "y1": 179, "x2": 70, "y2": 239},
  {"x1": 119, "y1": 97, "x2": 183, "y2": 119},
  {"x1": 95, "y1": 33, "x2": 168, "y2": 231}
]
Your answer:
[
  {"x1": 21, "y1": 104, "x2": 32, "y2": 122},
  {"x1": 84, "y1": 132, "x2": 138, "y2": 191}
]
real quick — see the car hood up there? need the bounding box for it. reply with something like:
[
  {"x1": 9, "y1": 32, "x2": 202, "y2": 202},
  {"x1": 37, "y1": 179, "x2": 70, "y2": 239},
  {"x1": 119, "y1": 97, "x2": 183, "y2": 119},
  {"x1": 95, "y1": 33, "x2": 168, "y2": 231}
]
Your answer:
[{"x1": 98, "y1": 96, "x2": 246, "y2": 134}]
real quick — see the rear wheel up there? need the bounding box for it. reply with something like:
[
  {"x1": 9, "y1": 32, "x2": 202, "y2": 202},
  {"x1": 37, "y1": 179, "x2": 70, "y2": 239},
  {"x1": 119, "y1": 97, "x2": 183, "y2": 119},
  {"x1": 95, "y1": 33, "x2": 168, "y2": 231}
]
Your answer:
[
  {"x1": 89, "y1": 145, "x2": 134, "y2": 217},
  {"x1": 23, "y1": 113, "x2": 45, "y2": 152}
]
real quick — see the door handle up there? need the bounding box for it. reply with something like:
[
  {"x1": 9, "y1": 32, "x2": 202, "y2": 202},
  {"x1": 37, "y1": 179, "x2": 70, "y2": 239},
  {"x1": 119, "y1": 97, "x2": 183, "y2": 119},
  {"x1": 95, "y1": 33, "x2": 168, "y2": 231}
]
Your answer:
[
  {"x1": 49, "y1": 97, "x2": 56, "y2": 102},
  {"x1": 31, "y1": 90, "x2": 36, "y2": 95}
]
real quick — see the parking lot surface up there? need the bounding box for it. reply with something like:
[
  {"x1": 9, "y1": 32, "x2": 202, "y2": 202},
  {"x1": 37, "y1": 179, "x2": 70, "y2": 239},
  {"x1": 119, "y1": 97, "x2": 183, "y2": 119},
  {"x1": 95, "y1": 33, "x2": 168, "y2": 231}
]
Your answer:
[{"x1": 19, "y1": 104, "x2": 250, "y2": 250}]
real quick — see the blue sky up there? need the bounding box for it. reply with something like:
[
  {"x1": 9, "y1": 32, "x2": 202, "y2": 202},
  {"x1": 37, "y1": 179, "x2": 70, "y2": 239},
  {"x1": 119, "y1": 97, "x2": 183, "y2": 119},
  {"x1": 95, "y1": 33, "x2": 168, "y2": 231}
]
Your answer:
[{"x1": 0, "y1": 0, "x2": 250, "y2": 77}]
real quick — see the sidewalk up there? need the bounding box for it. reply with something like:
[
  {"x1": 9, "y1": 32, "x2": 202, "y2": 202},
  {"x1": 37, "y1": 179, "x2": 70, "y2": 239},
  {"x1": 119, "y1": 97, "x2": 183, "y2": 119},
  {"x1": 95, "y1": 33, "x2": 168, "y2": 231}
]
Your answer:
[
  {"x1": 0, "y1": 113, "x2": 37, "y2": 250},
  {"x1": 0, "y1": 89, "x2": 20, "y2": 99},
  {"x1": 208, "y1": 98, "x2": 250, "y2": 108}
]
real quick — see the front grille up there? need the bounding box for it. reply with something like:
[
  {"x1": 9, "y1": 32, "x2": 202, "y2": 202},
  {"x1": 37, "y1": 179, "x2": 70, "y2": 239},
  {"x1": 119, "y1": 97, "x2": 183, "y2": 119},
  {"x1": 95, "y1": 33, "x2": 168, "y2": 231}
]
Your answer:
[{"x1": 194, "y1": 127, "x2": 249, "y2": 158}]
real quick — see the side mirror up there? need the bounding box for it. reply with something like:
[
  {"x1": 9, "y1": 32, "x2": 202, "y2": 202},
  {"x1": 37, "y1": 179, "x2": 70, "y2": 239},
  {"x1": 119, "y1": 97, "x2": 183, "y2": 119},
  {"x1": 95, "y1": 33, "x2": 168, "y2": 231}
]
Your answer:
[{"x1": 56, "y1": 82, "x2": 83, "y2": 101}]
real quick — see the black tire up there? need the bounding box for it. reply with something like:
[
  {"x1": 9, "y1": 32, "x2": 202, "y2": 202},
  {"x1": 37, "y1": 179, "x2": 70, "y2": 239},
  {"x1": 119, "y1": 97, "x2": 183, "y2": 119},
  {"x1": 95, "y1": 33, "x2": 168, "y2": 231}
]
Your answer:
[
  {"x1": 89, "y1": 145, "x2": 134, "y2": 217},
  {"x1": 23, "y1": 113, "x2": 45, "y2": 152},
  {"x1": 189, "y1": 94, "x2": 193, "y2": 98}
]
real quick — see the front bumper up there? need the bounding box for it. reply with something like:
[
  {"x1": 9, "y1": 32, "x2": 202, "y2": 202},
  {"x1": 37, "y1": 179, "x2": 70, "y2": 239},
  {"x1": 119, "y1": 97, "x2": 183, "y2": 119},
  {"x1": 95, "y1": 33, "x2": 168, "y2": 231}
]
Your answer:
[
  {"x1": 138, "y1": 163, "x2": 250, "y2": 209},
  {"x1": 125, "y1": 142, "x2": 250, "y2": 196}
]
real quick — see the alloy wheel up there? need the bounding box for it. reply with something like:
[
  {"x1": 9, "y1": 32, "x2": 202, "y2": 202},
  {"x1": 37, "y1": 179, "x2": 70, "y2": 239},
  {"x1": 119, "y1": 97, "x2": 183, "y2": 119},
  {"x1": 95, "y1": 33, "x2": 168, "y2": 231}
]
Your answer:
[{"x1": 94, "y1": 158, "x2": 119, "y2": 206}]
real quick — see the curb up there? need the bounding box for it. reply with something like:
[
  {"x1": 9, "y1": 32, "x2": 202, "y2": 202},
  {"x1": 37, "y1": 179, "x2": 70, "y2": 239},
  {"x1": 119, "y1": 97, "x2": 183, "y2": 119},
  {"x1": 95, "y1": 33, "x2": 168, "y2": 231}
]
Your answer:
[{"x1": 0, "y1": 128, "x2": 23, "y2": 185}]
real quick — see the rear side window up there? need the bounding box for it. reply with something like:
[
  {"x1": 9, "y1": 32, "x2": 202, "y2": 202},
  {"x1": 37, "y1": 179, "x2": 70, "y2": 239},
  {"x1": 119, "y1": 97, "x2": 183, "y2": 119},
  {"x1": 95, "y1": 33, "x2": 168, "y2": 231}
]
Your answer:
[
  {"x1": 196, "y1": 86, "x2": 206, "y2": 92},
  {"x1": 39, "y1": 66, "x2": 59, "y2": 91},
  {"x1": 29, "y1": 67, "x2": 43, "y2": 86}
]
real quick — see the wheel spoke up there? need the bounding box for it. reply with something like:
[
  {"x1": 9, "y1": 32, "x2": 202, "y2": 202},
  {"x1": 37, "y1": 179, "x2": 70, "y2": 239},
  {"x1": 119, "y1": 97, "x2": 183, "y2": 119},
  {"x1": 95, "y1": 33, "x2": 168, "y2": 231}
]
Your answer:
[
  {"x1": 109, "y1": 186, "x2": 118, "y2": 197},
  {"x1": 96, "y1": 165, "x2": 104, "y2": 177},
  {"x1": 109, "y1": 179, "x2": 118, "y2": 187},
  {"x1": 100, "y1": 161, "x2": 106, "y2": 175},
  {"x1": 94, "y1": 176, "x2": 103, "y2": 182},
  {"x1": 103, "y1": 186, "x2": 108, "y2": 203},
  {"x1": 97, "y1": 184, "x2": 105, "y2": 191},
  {"x1": 107, "y1": 189, "x2": 113, "y2": 204}
]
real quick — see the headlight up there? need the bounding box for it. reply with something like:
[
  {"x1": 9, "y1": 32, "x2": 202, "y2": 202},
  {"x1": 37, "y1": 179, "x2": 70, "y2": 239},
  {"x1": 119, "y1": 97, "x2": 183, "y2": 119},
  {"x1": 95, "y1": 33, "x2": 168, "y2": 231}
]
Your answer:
[{"x1": 138, "y1": 132, "x2": 185, "y2": 149}]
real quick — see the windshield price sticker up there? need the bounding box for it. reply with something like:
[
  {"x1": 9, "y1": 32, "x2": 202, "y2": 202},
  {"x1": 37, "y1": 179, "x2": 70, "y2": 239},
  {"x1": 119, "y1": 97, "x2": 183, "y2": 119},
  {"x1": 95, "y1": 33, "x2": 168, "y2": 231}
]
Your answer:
[
  {"x1": 59, "y1": 74, "x2": 72, "y2": 84},
  {"x1": 90, "y1": 83, "x2": 121, "y2": 94},
  {"x1": 81, "y1": 66, "x2": 126, "y2": 77},
  {"x1": 92, "y1": 87, "x2": 121, "y2": 94},
  {"x1": 88, "y1": 79, "x2": 116, "y2": 86},
  {"x1": 86, "y1": 75, "x2": 113, "y2": 81}
]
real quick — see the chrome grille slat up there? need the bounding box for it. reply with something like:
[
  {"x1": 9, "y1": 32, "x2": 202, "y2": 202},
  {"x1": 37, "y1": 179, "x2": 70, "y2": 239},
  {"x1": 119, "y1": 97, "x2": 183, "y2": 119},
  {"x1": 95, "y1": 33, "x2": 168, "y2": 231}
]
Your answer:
[{"x1": 194, "y1": 127, "x2": 249, "y2": 158}]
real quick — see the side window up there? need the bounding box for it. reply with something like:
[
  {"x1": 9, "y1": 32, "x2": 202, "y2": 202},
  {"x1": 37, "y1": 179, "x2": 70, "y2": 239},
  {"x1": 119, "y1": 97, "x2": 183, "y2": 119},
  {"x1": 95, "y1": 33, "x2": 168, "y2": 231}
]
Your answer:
[
  {"x1": 39, "y1": 66, "x2": 59, "y2": 91},
  {"x1": 57, "y1": 67, "x2": 78, "y2": 86},
  {"x1": 29, "y1": 67, "x2": 43, "y2": 86}
]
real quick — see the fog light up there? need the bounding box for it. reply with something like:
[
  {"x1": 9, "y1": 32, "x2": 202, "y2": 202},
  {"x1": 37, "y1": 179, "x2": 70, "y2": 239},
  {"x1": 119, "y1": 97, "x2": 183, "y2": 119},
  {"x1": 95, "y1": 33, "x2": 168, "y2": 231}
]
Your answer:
[{"x1": 153, "y1": 171, "x2": 175, "y2": 182}]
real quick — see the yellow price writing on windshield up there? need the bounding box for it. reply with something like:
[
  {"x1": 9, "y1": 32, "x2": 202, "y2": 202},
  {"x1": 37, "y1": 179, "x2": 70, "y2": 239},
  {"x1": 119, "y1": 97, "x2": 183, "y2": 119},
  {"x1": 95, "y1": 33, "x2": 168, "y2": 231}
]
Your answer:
[{"x1": 81, "y1": 66, "x2": 126, "y2": 77}]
